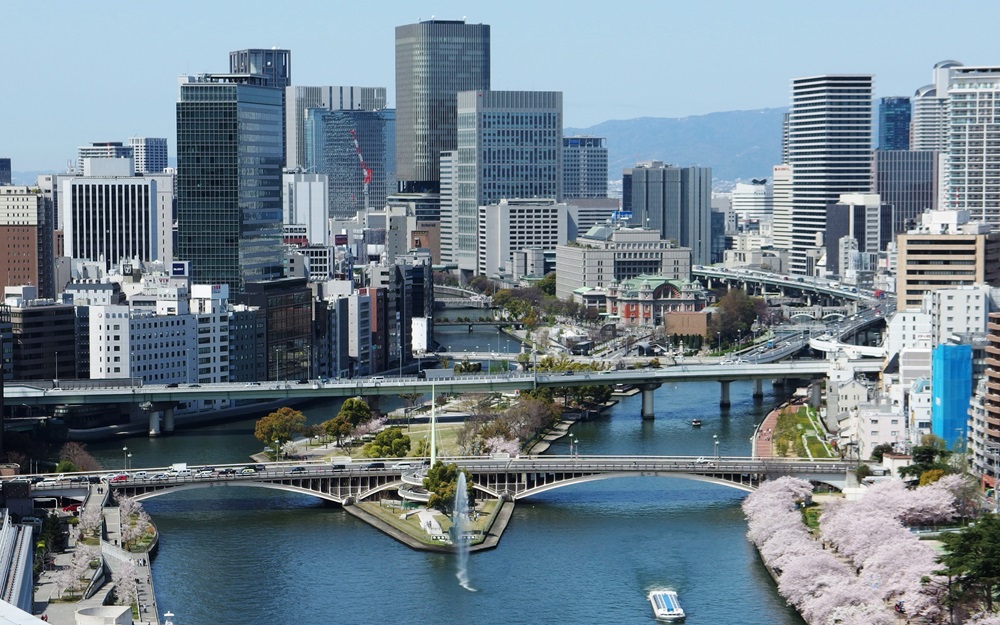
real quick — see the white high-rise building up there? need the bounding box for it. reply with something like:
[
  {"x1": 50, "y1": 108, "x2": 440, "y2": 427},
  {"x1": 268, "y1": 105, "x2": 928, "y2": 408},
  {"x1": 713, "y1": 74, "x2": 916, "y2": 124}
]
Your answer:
[
  {"x1": 786, "y1": 75, "x2": 873, "y2": 274},
  {"x1": 731, "y1": 179, "x2": 772, "y2": 228},
  {"x1": 911, "y1": 61, "x2": 962, "y2": 152},
  {"x1": 946, "y1": 65, "x2": 1000, "y2": 226},
  {"x1": 128, "y1": 137, "x2": 168, "y2": 174},
  {"x1": 281, "y1": 172, "x2": 329, "y2": 246},
  {"x1": 771, "y1": 164, "x2": 793, "y2": 254}
]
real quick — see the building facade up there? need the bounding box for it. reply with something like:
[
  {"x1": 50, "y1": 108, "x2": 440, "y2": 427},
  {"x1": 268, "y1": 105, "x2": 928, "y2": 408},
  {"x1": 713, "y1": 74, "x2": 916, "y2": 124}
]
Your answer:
[
  {"x1": 229, "y1": 49, "x2": 291, "y2": 87},
  {"x1": 395, "y1": 19, "x2": 490, "y2": 193},
  {"x1": 76, "y1": 142, "x2": 133, "y2": 175},
  {"x1": 128, "y1": 137, "x2": 168, "y2": 174},
  {"x1": 878, "y1": 96, "x2": 911, "y2": 151},
  {"x1": 0, "y1": 186, "x2": 55, "y2": 299},
  {"x1": 945, "y1": 65, "x2": 1000, "y2": 226},
  {"x1": 453, "y1": 90, "x2": 563, "y2": 276},
  {"x1": 562, "y1": 136, "x2": 608, "y2": 199},
  {"x1": 911, "y1": 60, "x2": 962, "y2": 152},
  {"x1": 785, "y1": 75, "x2": 873, "y2": 274},
  {"x1": 285, "y1": 85, "x2": 387, "y2": 170},
  {"x1": 622, "y1": 162, "x2": 712, "y2": 266},
  {"x1": 872, "y1": 150, "x2": 938, "y2": 235},
  {"x1": 175, "y1": 75, "x2": 285, "y2": 296}
]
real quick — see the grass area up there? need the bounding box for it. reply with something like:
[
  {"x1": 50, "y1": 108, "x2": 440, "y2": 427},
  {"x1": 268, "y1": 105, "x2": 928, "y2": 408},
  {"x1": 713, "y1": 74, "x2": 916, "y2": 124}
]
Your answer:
[
  {"x1": 774, "y1": 405, "x2": 835, "y2": 459},
  {"x1": 357, "y1": 498, "x2": 498, "y2": 546}
]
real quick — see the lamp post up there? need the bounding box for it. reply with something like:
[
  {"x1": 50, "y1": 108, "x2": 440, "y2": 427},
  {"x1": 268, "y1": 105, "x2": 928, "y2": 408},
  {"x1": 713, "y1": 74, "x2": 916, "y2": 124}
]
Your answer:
[
  {"x1": 54, "y1": 351, "x2": 59, "y2": 388},
  {"x1": 127, "y1": 452, "x2": 132, "y2": 472},
  {"x1": 568, "y1": 434, "x2": 575, "y2": 457},
  {"x1": 532, "y1": 347, "x2": 538, "y2": 389},
  {"x1": 122, "y1": 446, "x2": 128, "y2": 472},
  {"x1": 713, "y1": 434, "x2": 719, "y2": 461},
  {"x1": 274, "y1": 440, "x2": 281, "y2": 463},
  {"x1": 717, "y1": 332, "x2": 722, "y2": 356}
]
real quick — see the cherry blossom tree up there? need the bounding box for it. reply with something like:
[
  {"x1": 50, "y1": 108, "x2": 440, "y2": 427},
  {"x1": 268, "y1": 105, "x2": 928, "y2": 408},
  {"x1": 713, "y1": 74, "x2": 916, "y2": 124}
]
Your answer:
[
  {"x1": 482, "y1": 436, "x2": 520, "y2": 456},
  {"x1": 111, "y1": 559, "x2": 138, "y2": 607},
  {"x1": 78, "y1": 504, "x2": 103, "y2": 538}
]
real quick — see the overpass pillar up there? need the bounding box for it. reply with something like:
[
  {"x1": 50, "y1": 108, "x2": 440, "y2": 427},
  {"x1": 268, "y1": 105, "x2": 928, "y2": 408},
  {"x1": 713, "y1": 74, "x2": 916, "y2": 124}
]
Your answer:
[
  {"x1": 148, "y1": 411, "x2": 161, "y2": 437},
  {"x1": 163, "y1": 407, "x2": 175, "y2": 433},
  {"x1": 753, "y1": 379, "x2": 764, "y2": 400},
  {"x1": 720, "y1": 381, "x2": 731, "y2": 408},
  {"x1": 639, "y1": 384, "x2": 660, "y2": 419}
]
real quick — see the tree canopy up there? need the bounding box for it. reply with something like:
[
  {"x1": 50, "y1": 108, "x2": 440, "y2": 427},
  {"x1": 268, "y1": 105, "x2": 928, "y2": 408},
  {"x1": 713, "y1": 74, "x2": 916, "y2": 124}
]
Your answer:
[
  {"x1": 706, "y1": 288, "x2": 765, "y2": 347},
  {"x1": 362, "y1": 426, "x2": 411, "y2": 458},
  {"x1": 936, "y1": 513, "x2": 1000, "y2": 615},
  {"x1": 423, "y1": 461, "x2": 474, "y2": 514},
  {"x1": 337, "y1": 397, "x2": 373, "y2": 426},
  {"x1": 254, "y1": 407, "x2": 306, "y2": 447}
]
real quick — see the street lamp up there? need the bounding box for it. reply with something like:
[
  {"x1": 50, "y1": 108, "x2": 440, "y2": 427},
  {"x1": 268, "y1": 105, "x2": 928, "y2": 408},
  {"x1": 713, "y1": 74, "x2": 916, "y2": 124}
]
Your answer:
[
  {"x1": 532, "y1": 347, "x2": 539, "y2": 389},
  {"x1": 274, "y1": 440, "x2": 281, "y2": 463},
  {"x1": 713, "y1": 434, "x2": 719, "y2": 461},
  {"x1": 122, "y1": 446, "x2": 129, "y2": 472},
  {"x1": 717, "y1": 332, "x2": 722, "y2": 356},
  {"x1": 568, "y1": 434, "x2": 575, "y2": 457},
  {"x1": 127, "y1": 453, "x2": 132, "y2": 471}
]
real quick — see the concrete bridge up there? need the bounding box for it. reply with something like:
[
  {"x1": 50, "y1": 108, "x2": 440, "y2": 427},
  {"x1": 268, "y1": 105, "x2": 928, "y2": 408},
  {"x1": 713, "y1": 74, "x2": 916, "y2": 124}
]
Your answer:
[
  {"x1": 4, "y1": 360, "x2": 882, "y2": 433},
  {"x1": 25, "y1": 456, "x2": 855, "y2": 505},
  {"x1": 692, "y1": 267, "x2": 874, "y2": 306}
]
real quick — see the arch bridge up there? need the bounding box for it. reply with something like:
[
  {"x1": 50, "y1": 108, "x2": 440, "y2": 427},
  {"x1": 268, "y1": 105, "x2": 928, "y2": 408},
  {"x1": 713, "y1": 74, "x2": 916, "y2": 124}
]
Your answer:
[{"x1": 30, "y1": 456, "x2": 854, "y2": 505}]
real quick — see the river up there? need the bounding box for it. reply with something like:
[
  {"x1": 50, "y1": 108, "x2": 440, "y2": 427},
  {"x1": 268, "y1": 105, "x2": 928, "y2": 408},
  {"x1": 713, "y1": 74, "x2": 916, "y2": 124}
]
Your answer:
[{"x1": 80, "y1": 319, "x2": 804, "y2": 625}]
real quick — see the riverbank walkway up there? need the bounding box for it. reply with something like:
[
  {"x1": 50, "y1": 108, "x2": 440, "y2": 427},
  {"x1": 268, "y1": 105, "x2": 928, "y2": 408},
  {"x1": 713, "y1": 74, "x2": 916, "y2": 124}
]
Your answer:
[{"x1": 32, "y1": 485, "x2": 159, "y2": 625}]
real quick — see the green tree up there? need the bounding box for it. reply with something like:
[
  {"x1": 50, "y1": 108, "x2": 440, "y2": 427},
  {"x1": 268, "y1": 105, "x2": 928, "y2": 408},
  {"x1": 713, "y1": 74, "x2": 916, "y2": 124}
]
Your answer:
[
  {"x1": 537, "y1": 272, "x2": 556, "y2": 296},
  {"x1": 900, "y1": 442, "x2": 953, "y2": 479},
  {"x1": 254, "y1": 407, "x2": 307, "y2": 451},
  {"x1": 321, "y1": 415, "x2": 353, "y2": 446},
  {"x1": 936, "y1": 513, "x2": 1000, "y2": 615},
  {"x1": 337, "y1": 397, "x2": 373, "y2": 426},
  {"x1": 706, "y1": 288, "x2": 760, "y2": 347},
  {"x1": 423, "y1": 461, "x2": 474, "y2": 514},
  {"x1": 870, "y1": 443, "x2": 894, "y2": 462},
  {"x1": 362, "y1": 427, "x2": 411, "y2": 458}
]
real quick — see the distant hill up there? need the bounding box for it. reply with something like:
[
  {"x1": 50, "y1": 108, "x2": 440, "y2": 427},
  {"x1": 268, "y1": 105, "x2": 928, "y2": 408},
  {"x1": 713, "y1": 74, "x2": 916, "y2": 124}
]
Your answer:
[{"x1": 566, "y1": 107, "x2": 787, "y2": 187}]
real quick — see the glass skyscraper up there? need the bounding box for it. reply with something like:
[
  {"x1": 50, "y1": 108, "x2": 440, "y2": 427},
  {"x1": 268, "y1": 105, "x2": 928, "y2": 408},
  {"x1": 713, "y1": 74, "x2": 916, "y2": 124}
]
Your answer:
[
  {"x1": 873, "y1": 150, "x2": 938, "y2": 234},
  {"x1": 176, "y1": 76, "x2": 284, "y2": 295},
  {"x1": 878, "y1": 96, "x2": 911, "y2": 151},
  {"x1": 395, "y1": 19, "x2": 490, "y2": 193}
]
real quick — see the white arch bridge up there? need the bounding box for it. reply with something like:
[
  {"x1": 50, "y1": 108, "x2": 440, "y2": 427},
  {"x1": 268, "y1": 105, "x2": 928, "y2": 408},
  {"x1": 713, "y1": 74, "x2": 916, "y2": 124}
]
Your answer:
[{"x1": 62, "y1": 456, "x2": 857, "y2": 504}]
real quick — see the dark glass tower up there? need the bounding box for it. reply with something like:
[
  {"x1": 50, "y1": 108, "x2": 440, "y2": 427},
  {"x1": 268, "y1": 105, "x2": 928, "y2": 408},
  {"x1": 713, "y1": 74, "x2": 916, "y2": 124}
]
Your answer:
[
  {"x1": 879, "y1": 96, "x2": 911, "y2": 151},
  {"x1": 176, "y1": 76, "x2": 284, "y2": 296},
  {"x1": 395, "y1": 20, "x2": 490, "y2": 193}
]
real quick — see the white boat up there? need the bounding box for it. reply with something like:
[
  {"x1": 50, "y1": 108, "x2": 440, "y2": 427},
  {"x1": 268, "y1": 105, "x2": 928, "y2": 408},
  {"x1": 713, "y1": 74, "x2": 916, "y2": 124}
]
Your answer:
[
  {"x1": 690, "y1": 419, "x2": 702, "y2": 427},
  {"x1": 648, "y1": 589, "x2": 685, "y2": 621}
]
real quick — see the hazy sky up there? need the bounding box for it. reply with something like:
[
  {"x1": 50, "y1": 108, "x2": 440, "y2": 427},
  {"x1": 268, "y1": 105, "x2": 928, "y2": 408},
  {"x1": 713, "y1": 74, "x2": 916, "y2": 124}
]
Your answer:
[{"x1": 4, "y1": 0, "x2": 1000, "y2": 171}]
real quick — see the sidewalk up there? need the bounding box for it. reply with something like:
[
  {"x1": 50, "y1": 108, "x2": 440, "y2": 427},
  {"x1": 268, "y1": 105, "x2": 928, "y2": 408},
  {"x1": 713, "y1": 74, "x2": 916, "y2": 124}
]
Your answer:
[{"x1": 32, "y1": 484, "x2": 160, "y2": 625}]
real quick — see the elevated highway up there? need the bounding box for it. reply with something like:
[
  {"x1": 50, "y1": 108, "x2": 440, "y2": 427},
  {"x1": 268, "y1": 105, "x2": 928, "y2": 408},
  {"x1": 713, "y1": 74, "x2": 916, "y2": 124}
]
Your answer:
[{"x1": 692, "y1": 266, "x2": 878, "y2": 305}]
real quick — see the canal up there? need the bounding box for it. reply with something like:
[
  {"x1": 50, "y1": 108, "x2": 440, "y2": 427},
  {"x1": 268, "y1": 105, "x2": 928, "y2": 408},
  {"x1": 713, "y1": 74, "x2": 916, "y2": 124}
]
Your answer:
[{"x1": 79, "y1": 318, "x2": 804, "y2": 625}]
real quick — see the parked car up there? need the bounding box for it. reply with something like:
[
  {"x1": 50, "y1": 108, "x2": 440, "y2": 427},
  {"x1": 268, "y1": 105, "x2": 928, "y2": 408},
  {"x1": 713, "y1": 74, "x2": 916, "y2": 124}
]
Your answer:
[{"x1": 61, "y1": 503, "x2": 81, "y2": 513}]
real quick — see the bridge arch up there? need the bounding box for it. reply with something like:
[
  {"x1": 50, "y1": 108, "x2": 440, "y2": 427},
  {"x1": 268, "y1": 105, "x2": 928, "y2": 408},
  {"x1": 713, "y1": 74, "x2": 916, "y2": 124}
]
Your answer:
[{"x1": 124, "y1": 481, "x2": 349, "y2": 505}]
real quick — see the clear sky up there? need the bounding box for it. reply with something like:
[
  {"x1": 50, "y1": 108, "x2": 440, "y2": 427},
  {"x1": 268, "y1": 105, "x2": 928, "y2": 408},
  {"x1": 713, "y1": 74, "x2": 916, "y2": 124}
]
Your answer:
[{"x1": 4, "y1": 0, "x2": 1000, "y2": 171}]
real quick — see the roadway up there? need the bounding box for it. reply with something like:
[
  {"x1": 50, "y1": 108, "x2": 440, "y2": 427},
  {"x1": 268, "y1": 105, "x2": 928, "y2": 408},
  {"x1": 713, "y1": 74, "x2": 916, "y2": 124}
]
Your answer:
[{"x1": 3, "y1": 360, "x2": 883, "y2": 407}]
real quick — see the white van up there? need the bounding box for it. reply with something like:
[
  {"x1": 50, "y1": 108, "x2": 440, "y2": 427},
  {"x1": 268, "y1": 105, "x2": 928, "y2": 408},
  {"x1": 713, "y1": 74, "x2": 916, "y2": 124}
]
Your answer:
[{"x1": 173, "y1": 469, "x2": 193, "y2": 478}]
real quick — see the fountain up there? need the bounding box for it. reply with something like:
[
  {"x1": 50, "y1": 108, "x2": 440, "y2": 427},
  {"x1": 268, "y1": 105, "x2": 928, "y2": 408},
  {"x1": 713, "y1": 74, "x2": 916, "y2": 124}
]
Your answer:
[{"x1": 453, "y1": 472, "x2": 476, "y2": 591}]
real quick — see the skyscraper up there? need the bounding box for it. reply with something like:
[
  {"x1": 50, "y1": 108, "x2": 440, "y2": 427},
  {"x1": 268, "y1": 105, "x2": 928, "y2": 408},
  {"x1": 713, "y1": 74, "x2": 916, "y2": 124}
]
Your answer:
[
  {"x1": 872, "y1": 150, "x2": 938, "y2": 234},
  {"x1": 0, "y1": 158, "x2": 10, "y2": 185},
  {"x1": 285, "y1": 86, "x2": 387, "y2": 170},
  {"x1": 946, "y1": 65, "x2": 1000, "y2": 226},
  {"x1": 76, "y1": 142, "x2": 132, "y2": 174},
  {"x1": 912, "y1": 60, "x2": 962, "y2": 152},
  {"x1": 623, "y1": 161, "x2": 712, "y2": 266},
  {"x1": 562, "y1": 136, "x2": 608, "y2": 199},
  {"x1": 128, "y1": 137, "x2": 169, "y2": 174},
  {"x1": 452, "y1": 90, "x2": 562, "y2": 275},
  {"x1": 878, "y1": 97, "x2": 911, "y2": 151},
  {"x1": 395, "y1": 19, "x2": 490, "y2": 193},
  {"x1": 175, "y1": 75, "x2": 284, "y2": 295},
  {"x1": 785, "y1": 75, "x2": 873, "y2": 274}
]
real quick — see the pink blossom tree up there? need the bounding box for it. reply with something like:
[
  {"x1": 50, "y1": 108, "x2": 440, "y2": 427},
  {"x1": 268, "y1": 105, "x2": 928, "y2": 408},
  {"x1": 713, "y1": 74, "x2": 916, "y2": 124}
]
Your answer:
[{"x1": 111, "y1": 559, "x2": 138, "y2": 607}]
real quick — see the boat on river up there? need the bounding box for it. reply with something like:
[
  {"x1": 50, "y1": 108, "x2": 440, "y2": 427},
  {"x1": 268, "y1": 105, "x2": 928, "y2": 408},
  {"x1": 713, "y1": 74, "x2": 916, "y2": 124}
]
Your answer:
[
  {"x1": 648, "y1": 589, "x2": 685, "y2": 621},
  {"x1": 690, "y1": 419, "x2": 702, "y2": 427}
]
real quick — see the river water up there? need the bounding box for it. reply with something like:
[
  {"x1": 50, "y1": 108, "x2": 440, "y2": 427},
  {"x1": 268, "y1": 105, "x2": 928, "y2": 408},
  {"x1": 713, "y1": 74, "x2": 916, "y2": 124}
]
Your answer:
[{"x1": 81, "y1": 319, "x2": 805, "y2": 625}]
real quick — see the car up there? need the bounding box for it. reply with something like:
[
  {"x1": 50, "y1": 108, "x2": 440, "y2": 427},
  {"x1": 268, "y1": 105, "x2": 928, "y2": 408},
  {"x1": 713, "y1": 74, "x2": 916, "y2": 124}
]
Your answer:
[
  {"x1": 289, "y1": 466, "x2": 307, "y2": 474},
  {"x1": 239, "y1": 468, "x2": 256, "y2": 475},
  {"x1": 562, "y1": 370, "x2": 574, "y2": 376},
  {"x1": 61, "y1": 503, "x2": 81, "y2": 513},
  {"x1": 392, "y1": 462, "x2": 415, "y2": 470},
  {"x1": 695, "y1": 457, "x2": 709, "y2": 464},
  {"x1": 69, "y1": 475, "x2": 91, "y2": 484},
  {"x1": 218, "y1": 468, "x2": 237, "y2": 475},
  {"x1": 364, "y1": 462, "x2": 385, "y2": 469},
  {"x1": 198, "y1": 466, "x2": 216, "y2": 473},
  {"x1": 189, "y1": 383, "x2": 201, "y2": 388},
  {"x1": 329, "y1": 464, "x2": 347, "y2": 471},
  {"x1": 149, "y1": 473, "x2": 169, "y2": 482},
  {"x1": 109, "y1": 474, "x2": 128, "y2": 483},
  {"x1": 165, "y1": 382, "x2": 179, "y2": 388},
  {"x1": 245, "y1": 382, "x2": 261, "y2": 387},
  {"x1": 131, "y1": 471, "x2": 149, "y2": 480},
  {"x1": 296, "y1": 379, "x2": 309, "y2": 384},
  {"x1": 195, "y1": 470, "x2": 215, "y2": 478},
  {"x1": 370, "y1": 376, "x2": 385, "y2": 382}
]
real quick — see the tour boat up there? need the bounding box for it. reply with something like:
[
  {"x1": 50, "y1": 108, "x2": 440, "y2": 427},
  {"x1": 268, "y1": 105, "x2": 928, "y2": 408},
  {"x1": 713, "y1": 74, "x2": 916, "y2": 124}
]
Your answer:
[
  {"x1": 648, "y1": 589, "x2": 685, "y2": 621},
  {"x1": 690, "y1": 419, "x2": 702, "y2": 427}
]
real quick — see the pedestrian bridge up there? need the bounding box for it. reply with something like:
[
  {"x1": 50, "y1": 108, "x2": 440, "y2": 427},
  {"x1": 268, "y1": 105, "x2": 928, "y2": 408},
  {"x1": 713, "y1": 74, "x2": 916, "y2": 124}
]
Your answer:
[{"x1": 27, "y1": 457, "x2": 855, "y2": 506}]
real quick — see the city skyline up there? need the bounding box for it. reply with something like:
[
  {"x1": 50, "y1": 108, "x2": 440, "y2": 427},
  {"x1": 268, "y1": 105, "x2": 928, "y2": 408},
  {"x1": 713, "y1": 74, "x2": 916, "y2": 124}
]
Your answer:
[{"x1": 4, "y1": 0, "x2": 1000, "y2": 171}]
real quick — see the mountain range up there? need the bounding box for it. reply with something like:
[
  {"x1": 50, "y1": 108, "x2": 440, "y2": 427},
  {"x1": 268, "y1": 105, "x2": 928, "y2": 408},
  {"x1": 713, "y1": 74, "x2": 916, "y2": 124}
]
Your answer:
[{"x1": 566, "y1": 107, "x2": 787, "y2": 188}]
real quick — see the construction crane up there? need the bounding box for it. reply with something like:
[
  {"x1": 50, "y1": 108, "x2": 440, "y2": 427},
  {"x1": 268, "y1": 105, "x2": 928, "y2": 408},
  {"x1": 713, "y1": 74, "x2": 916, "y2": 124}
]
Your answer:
[{"x1": 348, "y1": 129, "x2": 372, "y2": 213}]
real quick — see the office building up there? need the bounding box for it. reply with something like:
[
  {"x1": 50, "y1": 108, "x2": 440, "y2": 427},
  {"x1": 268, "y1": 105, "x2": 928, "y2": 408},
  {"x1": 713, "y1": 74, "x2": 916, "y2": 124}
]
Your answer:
[
  {"x1": 229, "y1": 49, "x2": 291, "y2": 87},
  {"x1": 304, "y1": 108, "x2": 395, "y2": 219},
  {"x1": 285, "y1": 85, "x2": 387, "y2": 170},
  {"x1": 878, "y1": 97, "x2": 911, "y2": 151},
  {"x1": 873, "y1": 150, "x2": 938, "y2": 235},
  {"x1": 0, "y1": 159, "x2": 10, "y2": 185},
  {"x1": 61, "y1": 159, "x2": 173, "y2": 270},
  {"x1": 282, "y1": 172, "x2": 329, "y2": 246},
  {"x1": 731, "y1": 179, "x2": 772, "y2": 229},
  {"x1": 452, "y1": 90, "x2": 562, "y2": 276},
  {"x1": 785, "y1": 75, "x2": 873, "y2": 274},
  {"x1": 4, "y1": 287, "x2": 75, "y2": 380},
  {"x1": 128, "y1": 137, "x2": 168, "y2": 174},
  {"x1": 76, "y1": 142, "x2": 133, "y2": 175},
  {"x1": 895, "y1": 209, "x2": 1000, "y2": 310},
  {"x1": 825, "y1": 193, "x2": 892, "y2": 276},
  {"x1": 395, "y1": 19, "x2": 490, "y2": 193},
  {"x1": 771, "y1": 164, "x2": 793, "y2": 254},
  {"x1": 0, "y1": 187, "x2": 55, "y2": 298},
  {"x1": 439, "y1": 151, "x2": 458, "y2": 263},
  {"x1": 175, "y1": 74, "x2": 285, "y2": 296},
  {"x1": 912, "y1": 60, "x2": 962, "y2": 152},
  {"x1": 946, "y1": 65, "x2": 1000, "y2": 226},
  {"x1": 970, "y1": 313, "x2": 1000, "y2": 485},
  {"x1": 478, "y1": 198, "x2": 569, "y2": 278},
  {"x1": 562, "y1": 136, "x2": 608, "y2": 199},
  {"x1": 622, "y1": 161, "x2": 712, "y2": 265}
]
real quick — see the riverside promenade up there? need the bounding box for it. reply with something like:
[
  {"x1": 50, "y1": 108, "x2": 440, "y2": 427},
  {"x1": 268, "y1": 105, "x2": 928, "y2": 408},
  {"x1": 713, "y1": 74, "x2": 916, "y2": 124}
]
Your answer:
[{"x1": 32, "y1": 485, "x2": 160, "y2": 625}]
